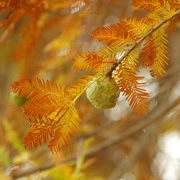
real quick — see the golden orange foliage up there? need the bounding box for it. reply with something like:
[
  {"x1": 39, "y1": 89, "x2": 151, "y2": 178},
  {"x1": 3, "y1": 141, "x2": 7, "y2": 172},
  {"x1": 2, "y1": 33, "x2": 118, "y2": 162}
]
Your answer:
[
  {"x1": 12, "y1": 78, "x2": 81, "y2": 153},
  {"x1": 10, "y1": 0, "x2": 180, "y2": 152}
]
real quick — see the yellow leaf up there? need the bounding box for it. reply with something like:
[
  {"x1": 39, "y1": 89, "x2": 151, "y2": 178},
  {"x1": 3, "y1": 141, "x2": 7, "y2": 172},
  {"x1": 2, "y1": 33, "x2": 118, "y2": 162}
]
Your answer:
[{"x1": 48, "y1": 106, "x2": 81, "y2": 153}]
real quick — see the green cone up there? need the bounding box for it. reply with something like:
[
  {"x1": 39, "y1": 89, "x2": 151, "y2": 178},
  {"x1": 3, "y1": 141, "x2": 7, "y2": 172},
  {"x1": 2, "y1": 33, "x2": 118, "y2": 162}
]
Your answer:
[{"x1": 86, "y1": 76, "x2": 119, "y2": 110}]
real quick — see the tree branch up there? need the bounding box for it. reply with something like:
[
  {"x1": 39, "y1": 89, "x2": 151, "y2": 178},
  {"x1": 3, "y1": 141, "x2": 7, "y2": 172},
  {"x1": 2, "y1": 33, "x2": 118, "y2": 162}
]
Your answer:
[
  {"x1": 107, "y1": 10, "x2": 180, "y2": 77},
  {"x1": 12, "y1": 96, "x2": 180, "y2": 179}
]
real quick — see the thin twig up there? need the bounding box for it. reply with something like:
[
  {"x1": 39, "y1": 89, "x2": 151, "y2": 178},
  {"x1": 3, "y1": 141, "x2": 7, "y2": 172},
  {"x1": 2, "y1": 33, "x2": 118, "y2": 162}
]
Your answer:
[{"x1": 107, "y1": 10, "x2": 180, "y2": 77}]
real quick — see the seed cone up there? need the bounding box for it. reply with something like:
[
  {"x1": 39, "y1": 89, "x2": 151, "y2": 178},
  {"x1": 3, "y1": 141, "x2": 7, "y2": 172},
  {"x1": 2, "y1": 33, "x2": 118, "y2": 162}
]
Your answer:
[{"x1": 86, "y1": 76, "x2": 119, "y2": 110}]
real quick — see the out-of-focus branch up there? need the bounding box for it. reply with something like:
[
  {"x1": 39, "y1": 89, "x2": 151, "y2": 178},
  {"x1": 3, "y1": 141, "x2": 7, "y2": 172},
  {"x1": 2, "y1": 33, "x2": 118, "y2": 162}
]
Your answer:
[
  {"x1": 12, "y1": 96, "x2": 180, "y2": 179},
  {"x1": 108, "y1": 127, "x2": 152, "y2": 180},
  {"x1": 9, "y1": 66, "x2": 180, "y2": 179}
]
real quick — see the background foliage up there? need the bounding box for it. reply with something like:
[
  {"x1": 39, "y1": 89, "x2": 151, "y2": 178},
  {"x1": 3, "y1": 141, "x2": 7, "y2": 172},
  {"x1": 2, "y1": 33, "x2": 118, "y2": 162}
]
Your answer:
[{"x1": 0, "y1": 0, "x2": 180, "y2": 179}]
